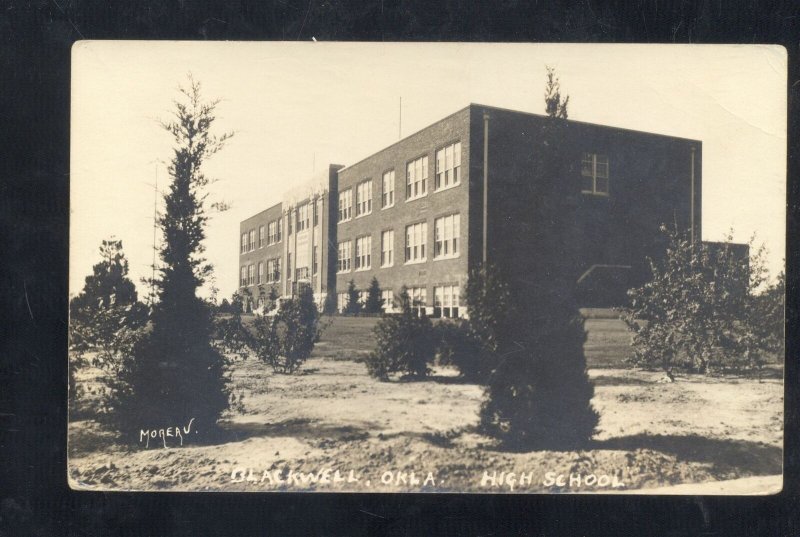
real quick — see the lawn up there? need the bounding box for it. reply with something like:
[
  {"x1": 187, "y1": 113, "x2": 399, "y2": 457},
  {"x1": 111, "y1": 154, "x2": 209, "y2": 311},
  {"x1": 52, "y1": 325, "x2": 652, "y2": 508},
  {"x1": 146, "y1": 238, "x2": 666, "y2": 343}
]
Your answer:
[{"x1": 68, "y1": 312, "x2": 783, "y2": 494}]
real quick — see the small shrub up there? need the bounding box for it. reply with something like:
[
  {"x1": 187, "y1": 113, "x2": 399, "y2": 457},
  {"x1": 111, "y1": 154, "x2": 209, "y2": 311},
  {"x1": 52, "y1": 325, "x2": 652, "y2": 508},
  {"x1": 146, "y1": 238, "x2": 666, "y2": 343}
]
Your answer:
[
  {"x1": 252, "y1": 285, "x2": 321, "y2": 374},
  {"x1": 434, "y1": 320, "x2": 488, "y2": 382},
  {"x1": 344, "y1": 280, "x2": 362, "y2": 315},
  {"x1": 363, "y1": 277, "x2": 383, "y2": 314},
  {"x1": 365, "y1": 287, "x2": 435, "y2": 380}
]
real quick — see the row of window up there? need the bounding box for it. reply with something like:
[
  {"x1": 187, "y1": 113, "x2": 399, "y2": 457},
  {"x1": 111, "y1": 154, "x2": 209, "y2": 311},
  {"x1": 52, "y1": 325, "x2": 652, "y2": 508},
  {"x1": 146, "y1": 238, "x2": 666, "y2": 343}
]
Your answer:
[
  {"x1": 240, "y1": 200, "x2": 325, "y2": 254},
  {"x1": 240, "y1": 258, "x2": 282, "y2": 287},
  {"x1": 337, "y1": 141, "x2": 462, "y2": 224},
  {"x1": 336, "y1": 213, "x2": 460, "y2": 273},
  {"x1": 336, "y1": 284, "x2": 461, "y2": 318}
]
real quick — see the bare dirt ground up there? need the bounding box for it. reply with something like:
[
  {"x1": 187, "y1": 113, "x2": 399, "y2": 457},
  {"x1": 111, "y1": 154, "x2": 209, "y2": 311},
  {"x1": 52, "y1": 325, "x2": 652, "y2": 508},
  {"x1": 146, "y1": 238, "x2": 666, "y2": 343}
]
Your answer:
[{"x1": 68, "y1": 316, "x2": 783, "y2": 494}]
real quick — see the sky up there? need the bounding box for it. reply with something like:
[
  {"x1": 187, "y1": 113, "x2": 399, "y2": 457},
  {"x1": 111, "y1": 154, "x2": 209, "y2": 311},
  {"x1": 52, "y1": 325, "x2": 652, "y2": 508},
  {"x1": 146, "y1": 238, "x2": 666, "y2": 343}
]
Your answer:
[{"x1": 70, "y1": 42, "x2": 787, "y2": 300}]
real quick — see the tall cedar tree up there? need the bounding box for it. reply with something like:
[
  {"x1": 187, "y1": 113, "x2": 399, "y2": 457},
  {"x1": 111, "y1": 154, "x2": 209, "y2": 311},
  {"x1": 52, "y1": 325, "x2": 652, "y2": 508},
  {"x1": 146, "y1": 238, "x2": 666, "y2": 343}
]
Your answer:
[
  {"x1": 119, "y1": 78, "x2": 233, "y2": 436},
  {"x1": 479, "y1": 67, "x2": 599, "y2": 449},
  {"x1": 345, "y1": 279, "x2": 362, "y2": 315},
  {"x1": 363, "y1": 277, "x2": 383, "y2": 314}
]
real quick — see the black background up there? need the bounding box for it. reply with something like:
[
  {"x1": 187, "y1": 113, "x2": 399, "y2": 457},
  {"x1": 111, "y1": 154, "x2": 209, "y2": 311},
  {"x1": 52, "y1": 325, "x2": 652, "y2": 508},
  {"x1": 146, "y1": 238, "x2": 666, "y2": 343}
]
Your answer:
[{"x1": 2, "y1": 1, "x2": 798, "y2": 535}]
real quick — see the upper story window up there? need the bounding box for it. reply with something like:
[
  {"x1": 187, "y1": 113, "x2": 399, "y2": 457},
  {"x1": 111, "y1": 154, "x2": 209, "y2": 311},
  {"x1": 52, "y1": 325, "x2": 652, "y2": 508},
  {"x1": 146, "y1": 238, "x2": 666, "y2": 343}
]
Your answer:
[
  {"x1": 381, "y1": 229, "x2": 394, "y2": 267},
  {"x1": 268, "y1": 220, "x2": 280, "y2": 244},
  {"x1": 287, "y1": 211, "x2": 293, "y2": 235},
  {"x1": 405, "y1": 222, "x2": 427, "y2": 263},
  {"x1": 355, "y1": 235, "x2": 372, "y2": 270},
  {"x1": 258, "y1": 226, "x2": 265, "y2": 248},
  {"x1": 338, "y1": 189, "x2": 353, "y2": 223},
  {"x1": 435, "y1": 142, "x2": 461, "y2": 191},
  {"x1": 248, "y1": 230, "x2": 255, "y2": 252},
  {"x1": 581, "y1": 153, "x2": 609, "y2": 195},
  {"x1": 297, "y1": 203, "x2": 310, "y2": 232},
  {"x1": 434, "y1": 213, "x2": 460, "y2": 259},
  {"x1": 337, "y1": 240, "x2": 352, "y2": 273},
  {"x1": 356, "y1": 180, "x2": 373, "y2": 217},
  {"x1": 382, "y1": 170, "x2": 395, "y2": 209},
  {"x1": 406, "y1": 155, "x2": 428, "y2": 201},
  {"x1": 240, "y1": 233, "x2": 248, "y2": 254},
  {"x1": 313, "y1": 199, "x2": 321, "y2": 227}
]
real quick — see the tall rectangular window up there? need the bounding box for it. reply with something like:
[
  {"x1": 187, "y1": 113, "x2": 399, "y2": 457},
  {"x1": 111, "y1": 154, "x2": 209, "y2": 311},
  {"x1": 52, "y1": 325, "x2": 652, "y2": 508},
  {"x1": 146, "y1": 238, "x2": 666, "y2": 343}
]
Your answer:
[
  {"x1": 296, "y1": 203, "x2": 310, "y2": 231},
  {"x1": 355, "y1": 235, "x2": 371, "y2": 270},
  {"x1": 267, "y1": 258, "x2": 281, "y2": 282},
  {"x1": 268, "y1": 221, "x2": 278, "y2": 244},
  {"x1": 434, "y1": 285, "x2": 461, "y2": 318},
  {"x1": 356, "y1": 180, "x2": 373, "y2": 217},
  {"x1": 313, "y1": 199, "x2": 320, "y2": 226},
  {"x1": 337, "y1": 292, "x2": 347, "y2": 313},
  {"x1": 406, "y1": 155, "x2": 428, "y2": 201},
  {"x1": 337, "y1": 240, "x2": 352, "y2": 273},
  {"x1": 312, "y1": 246, "x2": 319, "y2": 275},
  {"x1": 381, "y1": 289, "x2": 393, "y2": 309},
  {"x1": 382, "y1": 170, "x2": 395, "y2": 208},
  {"x1": 381, "y1": 230, "x2": 394, "y2": 267},
  {"x1": 240, "y1": 266, "x2": 247, "y2": 287},
  {"x1": 405, "y1": 222, "x2": 427, "y2": 263},
  {"x1": 248, "y1": 230, "x2": 255, "y2": 251},
  {"x1": 435, "y1": 141, "x2": 462, "y2": 190},
  {"x1": 277, "y1": 219, "x2": 283, "y2": 241},
  {"x1": 248, "y1": 264, "x2": 255, "y2": 286},
  {"x1": 434, "y1": 213, "x2": 460, "y2": 259},
  {"x1": 287, "y1": 253, "x2": 292, "y2": 279},
  {"x1": 581, "y1": 153, "x2": 610, "y2": 195},
  {"x1": 338, "y1": 189, "x2": 353, "y2": 222},
  {"x1": 287, "y1": 212, "x2": 293, "y2": 235},
  {"x1": 257, "y1": 262, "x2": 264, "y2": 284},
  {"x1": 240, "y1": 233, "x2": 247, "y2": 254},
  {"x1": 409, "y1": 286, "x2": 427, "y2": 316},
  {"x1": 259, "y1": 226, "x2": 265, "y2": 248}
]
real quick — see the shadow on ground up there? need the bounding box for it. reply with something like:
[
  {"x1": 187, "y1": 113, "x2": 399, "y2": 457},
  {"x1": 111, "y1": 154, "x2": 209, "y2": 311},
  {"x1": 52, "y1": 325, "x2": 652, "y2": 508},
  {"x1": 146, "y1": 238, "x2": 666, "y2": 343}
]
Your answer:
[
  {"x1": 209, "y1": 417, "x2": 375, "y2": 445},
  {"x1": 595, "y1": 434, "x2": 782, "y2": 475}
]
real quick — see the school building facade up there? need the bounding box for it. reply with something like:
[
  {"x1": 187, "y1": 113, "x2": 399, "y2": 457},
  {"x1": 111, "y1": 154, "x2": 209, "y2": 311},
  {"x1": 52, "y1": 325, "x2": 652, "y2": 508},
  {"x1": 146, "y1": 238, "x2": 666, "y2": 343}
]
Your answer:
[{"x1": 239, "y1": 103, "x2": 703, "y2": 316}]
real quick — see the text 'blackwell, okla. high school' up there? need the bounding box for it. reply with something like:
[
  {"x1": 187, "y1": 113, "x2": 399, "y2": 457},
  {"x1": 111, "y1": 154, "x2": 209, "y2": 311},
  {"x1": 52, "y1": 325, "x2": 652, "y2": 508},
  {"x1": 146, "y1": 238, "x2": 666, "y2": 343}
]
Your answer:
[{"x1": 238, "y1": 103, "x2": 704, "y2": 317}]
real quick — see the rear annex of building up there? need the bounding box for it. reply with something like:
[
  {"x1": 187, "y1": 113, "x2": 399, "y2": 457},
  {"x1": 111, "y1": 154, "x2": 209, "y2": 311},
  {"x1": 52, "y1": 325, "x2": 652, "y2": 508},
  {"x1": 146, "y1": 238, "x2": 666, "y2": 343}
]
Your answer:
[{"x1": 238, "y1": 103, "x2": 703, "y2": 316}]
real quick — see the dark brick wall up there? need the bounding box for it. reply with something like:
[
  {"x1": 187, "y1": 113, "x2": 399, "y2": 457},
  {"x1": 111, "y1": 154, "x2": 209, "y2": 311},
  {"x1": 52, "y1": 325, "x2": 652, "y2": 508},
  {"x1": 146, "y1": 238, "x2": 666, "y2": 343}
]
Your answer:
[{"x1": 335, "y1": 107, "x2": 472, "y2": 305}]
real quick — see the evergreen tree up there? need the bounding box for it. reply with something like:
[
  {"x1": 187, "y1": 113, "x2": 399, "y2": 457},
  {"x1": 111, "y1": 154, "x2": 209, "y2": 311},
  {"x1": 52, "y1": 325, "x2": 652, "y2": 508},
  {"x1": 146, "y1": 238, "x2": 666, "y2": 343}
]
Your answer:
[
  {"x1": 479, "y1": 68, "x2": 598, "y2": 449},
  {"x1": 363, "y1": 277, "x2": 383, "y2": 314},
  {"x1": 118, "y1": 77, "x2": 233, "y2": 436},
  {"x1": 344, "y1": 279, "x2": 362, "y2": 315},
  {"x1": 70, "y1": 239, "x2": 140, "y2": 318}
]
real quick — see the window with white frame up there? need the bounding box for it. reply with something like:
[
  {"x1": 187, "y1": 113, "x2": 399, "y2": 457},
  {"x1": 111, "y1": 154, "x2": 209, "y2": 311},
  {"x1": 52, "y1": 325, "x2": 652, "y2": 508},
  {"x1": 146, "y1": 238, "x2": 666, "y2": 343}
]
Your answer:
[
  {"x1": 356, "y1": 180, "x2": 372, "y2": 217},
  {"x1": 267, "y1": 258, "x2": 281, "y2": 282},
  {"x1": 312, "y1": 246, "x2": 318, "y2": 275},
  {"x1": 435, "y1": 141, "x2": 461, "y2": 190},
  {"x1": 297, "y1": 203, "x2": 310, "y2": 231},
  {"x1": 268, "y1": 221, "x2": 279, "y2": 244},
  {"x1": 277, "y1": 218, "x2": 283, "y2": 241},
  {"x1": 405, "y1": 155, "x2": 428, "y2": 201},
  {"x1": 434, "y1": 285, "x2": 461, "y2": 318},
  {"x1": 259, "y1": 226, "x2": 265, "y2": 248},
  {"x1": 409, "y1": 286, "x2": 427, "y2": 316},
  {"x1": 358, "y1": 290, "x2": 368, "y2": 305},
  {"x1": 248, "y1": 230, "x2": 255, "y2": 251},
  {"x1": 287, "y1": 211, "x2": 293, "y2": 235},
  {"x1": 338, "y1": 189, "x2": 352, "y2": 222},
  {"x1": 248, "y1": 264, "x2": 255, "y2": 285},
  {"x1": 381, "y1": 289, "x2": 393, "y2": 310},
  {"x1": 355, "y1": 235, "x2": 371, "y2": 270},
  {"x1": 257, "y1": 262, "x2": 264, "y2": 284},
  {"x1": 337, "y1": 240, "x2": 352, "y2": 272},
  {"x1": 581, "y1": 153, "x2": 609, "y2": 195},
  {"x1": 405, "y1": 222, "x2": 427, "y2": 263},
  {"x1": 337, "y1": 292, "x2": 347, "y2": 313},
  {"x1": 381, "y1": 230, "x2": 394, "y2": 267},
  {"x1": 382, "y1": 170, "x2": 395, "y2": 208},
  {"x1": 240, "y1": 233, "x2": 248, "y2": 254},
  {"x1": 434, "y1": 213, "x2": 460, "y2": 259},
  {"x1": 240, "y1": 266, "x2": 247, "y2": 287}
]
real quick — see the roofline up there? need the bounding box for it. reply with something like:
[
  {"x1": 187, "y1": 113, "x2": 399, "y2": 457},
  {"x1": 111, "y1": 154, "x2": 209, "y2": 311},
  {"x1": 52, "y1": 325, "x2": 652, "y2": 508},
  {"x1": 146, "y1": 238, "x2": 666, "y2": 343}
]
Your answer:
[
  {"x1": 471, "y1": 103, "x2": 703, "y2": 145},
  {"x1": 337, "y1": 105, "x2": 472, "y2": 174},
  {"x1": 241, "y1": 201, "x2": 283, "y2": 225}
]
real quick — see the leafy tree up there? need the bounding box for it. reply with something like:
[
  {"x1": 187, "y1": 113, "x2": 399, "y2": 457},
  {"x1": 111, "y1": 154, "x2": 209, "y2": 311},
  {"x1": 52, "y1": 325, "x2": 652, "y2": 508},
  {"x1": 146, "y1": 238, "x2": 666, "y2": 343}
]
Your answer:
[
  {"x1": 363, "y1": 277, "x2": 383, "y2": 314},
  {"x1": 116, "y1": 77, "x2": 234, "y2": 436},
  {"x1": 69, "y1": 239, "x2": 148, "y2": 407},
  {"x1": 365, "y1": 286, "x2": 435, "y2": 380},
  {"x1": 621, "y1": 227, "x2": 781, "y2": 377},
  {"x1": 251, "y1": 285, "x2": 321, "y2": 374},
  {"x1": 344, "y1": 279, "x2": 362, "y2": 315},
  {"x1": 479, "y1": 68, "x2": 598, "y2": 449}
]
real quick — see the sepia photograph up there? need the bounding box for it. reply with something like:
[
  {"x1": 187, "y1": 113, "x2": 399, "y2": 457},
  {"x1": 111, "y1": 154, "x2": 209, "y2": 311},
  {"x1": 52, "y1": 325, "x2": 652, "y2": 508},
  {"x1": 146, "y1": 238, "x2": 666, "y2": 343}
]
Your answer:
[{"x1": 67, "y1": 41, "x2": 786, "y2": 494}]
